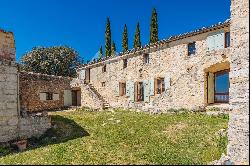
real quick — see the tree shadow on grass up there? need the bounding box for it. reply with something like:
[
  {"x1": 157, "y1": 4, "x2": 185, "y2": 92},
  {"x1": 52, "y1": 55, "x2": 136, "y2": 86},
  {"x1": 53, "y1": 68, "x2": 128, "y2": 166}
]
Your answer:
[{"x1": 0, "y1": 115, "x2": 90, "y2": 157}]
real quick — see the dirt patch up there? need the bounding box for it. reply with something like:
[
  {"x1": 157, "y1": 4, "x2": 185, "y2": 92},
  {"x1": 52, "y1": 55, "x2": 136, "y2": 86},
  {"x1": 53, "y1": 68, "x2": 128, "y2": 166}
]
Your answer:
[{"x1": 163, "y1": 123, "x2": 188, "y2": 137}]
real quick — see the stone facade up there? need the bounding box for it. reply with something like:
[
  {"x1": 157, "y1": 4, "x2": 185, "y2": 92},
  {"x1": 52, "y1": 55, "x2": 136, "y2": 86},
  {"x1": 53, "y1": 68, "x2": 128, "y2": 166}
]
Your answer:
[
  {"x1": 19, "y1": 72, "x2": 73, "y2": 112},
  {"x1": 76, "y1": 23, "x2": 231, "y2": 112},
  {"x1": 0, "y1": 30, "x2": 51, "y2": 143},
  {"x1": 73, "y1": 0, "x2": 249, "y2": 163}
]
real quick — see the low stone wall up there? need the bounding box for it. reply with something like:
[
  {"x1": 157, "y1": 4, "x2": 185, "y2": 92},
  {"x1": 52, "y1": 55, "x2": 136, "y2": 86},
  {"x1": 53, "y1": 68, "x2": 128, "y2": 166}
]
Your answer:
[
  {"x1": 18, "y1": 114, "x2": 51, "y2": 139},
  {"x1": 19, "y1": 72, "x2": 72, "y2": 112}
]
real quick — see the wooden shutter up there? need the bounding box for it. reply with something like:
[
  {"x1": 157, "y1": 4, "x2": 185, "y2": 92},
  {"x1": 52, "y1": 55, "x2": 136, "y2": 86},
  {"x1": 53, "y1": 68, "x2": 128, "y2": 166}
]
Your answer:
[
  {"x1": 115, "y1": 81, "x2": 119, "y2": 96},
  {"x1": 53, "y1": 93, "x2": 60, "y2": 100},
  {"x1": 149, "y1": 79, "x2": 155, "y2": 96},
  {"x1": 80, "y1": 70, "x2": 86, "y2": 80},
  {"x1": 130, "y1": 81, "x2": 135, "y2": 101},
  {"x1": 40, "y1": 93, "x2": 46, "y2": 101},
  {"x1": 126, "y1": 81, "x2": 130, "y2": 97},
  {"x1": 207, "y1": 72, "x2": 215, "y2": 104},
  {"x1": 206, "y1": 33, "x2": 215, "y2": 51},
  {"x1": 134, "y1": 82, "x2": 138, "y2": 102},
  {"x1": 214, "y1": 30, "x2": 225, "y2": 50},
  {"x1": 165, "y1": 73, "x2": 171, "y2": 90},
  {"x1": 143, "y1": 80, "x2": 150, "y2": 102},
  {"x1": 64, "y1": 90, "x2": 72, "y2": 106}
]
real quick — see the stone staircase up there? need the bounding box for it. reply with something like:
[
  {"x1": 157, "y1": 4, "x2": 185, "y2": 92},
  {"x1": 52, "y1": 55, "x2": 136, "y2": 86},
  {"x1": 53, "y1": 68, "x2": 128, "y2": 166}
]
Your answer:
[{"x1": 86, "y1": 83, "x2": 110, "y2": 109}]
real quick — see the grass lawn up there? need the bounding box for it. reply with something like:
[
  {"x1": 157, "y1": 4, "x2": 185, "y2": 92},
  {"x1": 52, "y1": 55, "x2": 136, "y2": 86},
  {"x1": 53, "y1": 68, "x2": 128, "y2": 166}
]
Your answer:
[{"x1": 0, "y1": 109, "x2": 228, "y2": 165}]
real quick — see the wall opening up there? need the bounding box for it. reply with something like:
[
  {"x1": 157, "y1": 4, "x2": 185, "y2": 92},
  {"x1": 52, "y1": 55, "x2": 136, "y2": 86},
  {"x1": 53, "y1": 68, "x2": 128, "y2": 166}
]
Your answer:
[{"x1": 204, "y1": 61, "x2": 230, "y2": 105}]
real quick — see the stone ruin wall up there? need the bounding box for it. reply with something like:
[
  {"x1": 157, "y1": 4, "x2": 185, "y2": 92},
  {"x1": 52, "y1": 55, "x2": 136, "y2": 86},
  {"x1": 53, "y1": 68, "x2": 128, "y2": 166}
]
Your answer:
[
  {"x1": 0, "y1": 30, "x2": 51, "y2": 143},
  {"x1": 0, "y1": 29, "x2": 15, "y2": 61},
  {"x1": 19, "y1": 72, "x2": 72, "y2": 113},
  {"x1": 88, "y1": 26, "x2": 230, "y2": 111}
]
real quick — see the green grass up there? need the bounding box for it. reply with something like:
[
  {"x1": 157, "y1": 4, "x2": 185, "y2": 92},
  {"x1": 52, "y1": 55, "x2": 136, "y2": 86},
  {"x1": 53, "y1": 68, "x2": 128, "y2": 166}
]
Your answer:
[{"x1": 0, "y1": 109, "x2": 228, "y2": 165}]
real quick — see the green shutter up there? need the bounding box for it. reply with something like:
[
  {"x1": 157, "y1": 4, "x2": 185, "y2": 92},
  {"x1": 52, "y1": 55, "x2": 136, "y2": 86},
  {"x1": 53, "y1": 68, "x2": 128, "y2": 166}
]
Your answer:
[
  {"x1": 126, "y1": 81, "x2": 130, "y2": 97},
  {"x1": 165, "y1": 73, "x2": 171, "y2": 90},
  {"x1": 40, "y1": 93, "x2": 46, "y2": 101},
  {"x1": 80, "y1": 69, "x2": 85, "y2": 80},
  {"x1": 149, "y1": 79, "x2": 154, "y2": 96},
  {"x1": 130, "y1": 81, "x2": 135, "y2": 101},
  {"x1": 207, "y1": 30, "x2": 225, "y2": 51},
  {"x1": 53, "y1": 93, "x2": 59, "y2": 100},
  {"x1": 116, "y1": 81, "x2": 119, "y2": 96},
  {"x1": 207, "y1": 33, "x2": 215, "y2": 51},
  {"x1": 214, "y1": 30, "x2": 225, "y2": 50},
  {"x1": 143, "y1": 80, "x2": 150, "y2": 102}
]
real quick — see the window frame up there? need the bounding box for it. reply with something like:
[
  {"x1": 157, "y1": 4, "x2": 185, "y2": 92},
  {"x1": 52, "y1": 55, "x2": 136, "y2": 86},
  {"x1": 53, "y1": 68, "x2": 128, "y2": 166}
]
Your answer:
[
  {"x1": 119, "y1": 82, "x2": 126, "y2": 96},
  {"x1": 102, "y1": 65, "x2": 106, "y2": 73},
  {"x1": 187, "y1": 42, "x2": 196, "y2": 56},
  {"x1": 143, "y1": 54, "x2": 150, "y2": 64},
  {"x1": 155, "y1": 77, "x2": 165, "y2": 95},
  {"x1": 214, "y1": 69, "x2": 230, "y2": 103},
  {"x1": 136, "y1": 82, "x2": 144, "y2": 102},
  {"x1": 225, "y1": 32, "x2": 230, "y2": 48},
  {"x1": 123, "y1": 59, "x2": 128, "y2": 69},
  {"x1": 101, "y1": 82, "x2": 106, "y2": 87}
]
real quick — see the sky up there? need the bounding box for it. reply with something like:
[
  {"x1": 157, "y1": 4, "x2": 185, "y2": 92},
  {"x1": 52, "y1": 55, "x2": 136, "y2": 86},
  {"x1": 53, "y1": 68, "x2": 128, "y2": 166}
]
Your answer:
[{"x1": 0, "y1": 0, "x2": 231, "y2": 62}]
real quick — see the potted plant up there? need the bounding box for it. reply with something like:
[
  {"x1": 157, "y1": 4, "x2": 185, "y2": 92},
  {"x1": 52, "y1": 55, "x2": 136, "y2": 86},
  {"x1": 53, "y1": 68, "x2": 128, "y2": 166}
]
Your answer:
[{"x1": 15, "y1": 137, "x2": 28, "y2": 151}]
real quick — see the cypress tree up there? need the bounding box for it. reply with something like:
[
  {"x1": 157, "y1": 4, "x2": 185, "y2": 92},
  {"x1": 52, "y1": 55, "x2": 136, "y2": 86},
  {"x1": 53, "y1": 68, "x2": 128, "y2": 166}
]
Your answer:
[
  {"x1": 99, "y1": 46, "x2": 103, "y2": 60},
  {"x1": 111, "y1": 41, "x2": 116, "y2": 56},
  {"x1": 133, "y1": 22, "x2": 141, "y2": 48},
  {"x1": 150, "y1": 8, "x2": 159, "y2": 44},
  {"x1": 105, "y1": 17, "x2": 112, "y2": 57},
  {"x1": 122, "y1": 24, "x2": 129, "y2": 52}
]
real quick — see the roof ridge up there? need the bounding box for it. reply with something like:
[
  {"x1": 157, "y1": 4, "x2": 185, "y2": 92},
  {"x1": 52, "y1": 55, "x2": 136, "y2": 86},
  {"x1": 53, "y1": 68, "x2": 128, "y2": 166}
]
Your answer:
[
  {"x1": 79, "y1": 18, "x2": 231, "y2": 69},
  {"x1": 19, "y1": 71, "x2": 73, "y2": 79}
]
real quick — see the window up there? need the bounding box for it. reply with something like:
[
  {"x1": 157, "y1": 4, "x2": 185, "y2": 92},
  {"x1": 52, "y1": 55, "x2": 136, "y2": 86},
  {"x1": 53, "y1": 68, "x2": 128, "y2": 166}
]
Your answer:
[
  {"x1": 102, "y1": 65, "x2": 106, "y2": 73},
  {"x1": 188, "y1": 42, "x2": 196, "y2": 56},
  {"x1": 214, "y1": 70, "x2": 229, "y2": 103},
  {"x1": 119, "y1": 82, "x2": 126, "y2": 96},
  {"x1": 136, "y1": 82, "x2": 144, "y2": 101},
  {"x1": 46, "y1": 93, "x2": 53, "y2": 100},
  {"x1": 143, "y1": 54, "x2": 150, "y2": 64},
  {"x1": 225, "y1": 32, "x2": 230, "y2": 48},
  {"x1": 40, "y1": 92, "x2": 54, "y2": 101},
  {"x1": 53, "y1": 93, "x2": 59, "y2": 100},
  {"x1": 123, "y1": 59, "x2": 128, "y2": 69},
  {"x1": 101, "y1": 82, "x2": 106, "y2": 87},
  {"x1": 155, "y1": 78, "x2": 165, "y2": 94}
]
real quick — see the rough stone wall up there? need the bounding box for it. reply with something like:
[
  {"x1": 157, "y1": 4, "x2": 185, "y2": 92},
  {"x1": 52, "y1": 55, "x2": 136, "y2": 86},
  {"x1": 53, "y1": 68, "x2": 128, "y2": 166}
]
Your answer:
[
  {"x1": 71, "y1": 79, "x2": 104, "y2": 109},
  {"x1": 19, "y1": 72, "x2": 72, "y2": 112},
  {"x1": 0, "y1": 29, "x2": 51, "y2": 143},
  {"x1": 86, "y1": 26, "x2": 230, "y2": 111},
  {"x1": 227, "y1": 0, "x2": 249, "y2": 164},
  {"x1": 0, "y1": 30, "x2": 15, "y2": 61},
  {"x1": 0, "y1": 61, "x2": 19, "y2": 142},
  {"x1": 80, "y1": 85, "x2": 103, "y2": 109},
  {"x1": 18, "y1": 115, "x2": 51, "y2": 139}
]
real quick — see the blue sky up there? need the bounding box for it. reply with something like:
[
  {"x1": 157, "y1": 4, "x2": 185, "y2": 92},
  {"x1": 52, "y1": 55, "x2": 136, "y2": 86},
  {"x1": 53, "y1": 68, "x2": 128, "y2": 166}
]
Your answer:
[{"x1": 0, "y1": 0, "x2": 230, "y2": 62}]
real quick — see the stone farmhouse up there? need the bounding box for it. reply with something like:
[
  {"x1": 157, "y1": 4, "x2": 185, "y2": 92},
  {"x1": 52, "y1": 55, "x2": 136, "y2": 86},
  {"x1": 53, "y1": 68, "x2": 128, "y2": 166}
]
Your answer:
[
  {"x1": 0, "y1": 0, "x2": 248, "y2": 164},
  {"x1": 71, "y1": 0, "x2": 249, "y2": 164}
]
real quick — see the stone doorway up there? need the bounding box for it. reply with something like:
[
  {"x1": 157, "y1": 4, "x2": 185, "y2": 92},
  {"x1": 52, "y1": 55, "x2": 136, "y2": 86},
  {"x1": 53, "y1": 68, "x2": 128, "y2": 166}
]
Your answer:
[{"x1": 72, "y1": 90, "x2": 81, "y2": 106}]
